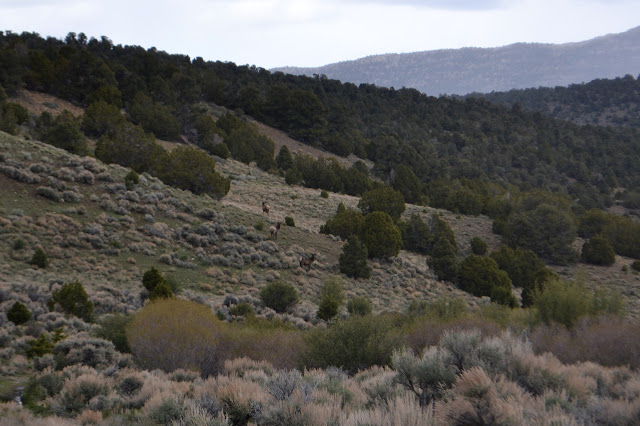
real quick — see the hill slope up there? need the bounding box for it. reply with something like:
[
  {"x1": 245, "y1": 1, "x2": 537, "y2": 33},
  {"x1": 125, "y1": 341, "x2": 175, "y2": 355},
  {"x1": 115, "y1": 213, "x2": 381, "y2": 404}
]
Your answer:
[
  {"x1": 273, "y1": 26, "x2": 640, "y2": 95},
  {"x1": 470, "y1": 74, "x2": 640, "y2": 129}
]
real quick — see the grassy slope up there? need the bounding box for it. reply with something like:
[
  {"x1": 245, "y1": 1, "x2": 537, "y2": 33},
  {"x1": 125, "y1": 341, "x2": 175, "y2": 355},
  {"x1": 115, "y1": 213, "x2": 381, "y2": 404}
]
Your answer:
[
  {"x1": 2, "y1": 90, "x2": 639, "y2": 321},
  {"x1": 0, "y1": 131, "x2": 478, "y2": 325}
]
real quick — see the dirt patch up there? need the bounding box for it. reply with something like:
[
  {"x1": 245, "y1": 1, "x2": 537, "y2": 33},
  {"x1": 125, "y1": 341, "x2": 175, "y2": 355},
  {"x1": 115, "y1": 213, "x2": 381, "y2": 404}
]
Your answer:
[
  {"x1": 12, "y1": 90, "x2": 84, "y2": 117},
  {"x1": 249, "y1": 119, "x2": 368, "y2": 169}
]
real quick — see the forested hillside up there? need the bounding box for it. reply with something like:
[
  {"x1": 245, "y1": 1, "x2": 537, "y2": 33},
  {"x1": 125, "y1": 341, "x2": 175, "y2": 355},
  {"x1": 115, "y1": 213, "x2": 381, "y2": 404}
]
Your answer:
[
  {"x1": 2, "y1": 30, "x2": 640, "y2": 214},
  {"x1": 473, "y1": 74, "x2": 640, "y2": 129}
]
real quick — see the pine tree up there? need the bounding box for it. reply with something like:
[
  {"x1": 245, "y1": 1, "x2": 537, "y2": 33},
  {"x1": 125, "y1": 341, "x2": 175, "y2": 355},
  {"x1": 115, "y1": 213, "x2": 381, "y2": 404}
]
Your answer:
[{"x1": 339, "y1": 235, "x2": 371, "y2": 279}]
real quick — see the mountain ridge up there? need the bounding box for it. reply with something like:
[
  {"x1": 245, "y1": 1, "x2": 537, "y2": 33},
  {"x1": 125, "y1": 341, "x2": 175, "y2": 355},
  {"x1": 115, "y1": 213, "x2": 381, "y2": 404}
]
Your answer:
[{"x1": 273, "y1": 26, "x2": 640, "y2": 95}]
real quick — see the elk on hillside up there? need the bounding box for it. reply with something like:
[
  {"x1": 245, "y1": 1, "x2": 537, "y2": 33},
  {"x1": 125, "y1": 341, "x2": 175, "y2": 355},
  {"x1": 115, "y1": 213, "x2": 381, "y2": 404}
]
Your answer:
[
  {"x1": 299, "y1": 253, "x2": 316, "y2": 271},
  {"x1": 270, "y1": 222, "x2": 281, "y2": 240},
  {"x1": 262, "y1": 201, "x2": 270, "y2": 215}
]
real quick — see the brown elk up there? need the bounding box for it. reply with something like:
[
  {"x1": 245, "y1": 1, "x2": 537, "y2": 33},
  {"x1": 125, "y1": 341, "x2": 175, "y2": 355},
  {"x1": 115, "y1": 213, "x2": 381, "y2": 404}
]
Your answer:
[
  {"x1": 299, "y1": 253, "x2": 316, "y2": 271},
  {"x1": 262, "y1": 201, "x2": 270, "y2": 215},
  {"x1": 270, "y1": 222, "x2": 281, "y2": 240}
]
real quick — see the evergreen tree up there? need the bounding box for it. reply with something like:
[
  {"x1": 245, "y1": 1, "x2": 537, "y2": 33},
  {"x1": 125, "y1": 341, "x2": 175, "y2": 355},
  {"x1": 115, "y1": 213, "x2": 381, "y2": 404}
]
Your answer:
[
  {"x1": 362, "y1": 212, "x2": 402, "y2": 259},
  {"x1": 276, "y1": 145, "x2": 294, "y2": 171},
  {"x1": 7, "y1": 301, "x2": 31, "y2": 325},
  {"x1": 581, "y1": 235, "x2": 616, "y2": 266},
  {"x1": 339, "y1": 235, "x2": 371, "y2": 279},
  {"x1": 428, "y1": 237, "x2": 459, "y2": 282}
]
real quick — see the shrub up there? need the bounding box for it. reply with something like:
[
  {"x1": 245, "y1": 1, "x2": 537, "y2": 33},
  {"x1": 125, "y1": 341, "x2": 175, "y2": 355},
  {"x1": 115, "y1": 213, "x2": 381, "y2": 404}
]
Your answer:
[
  {"x1": 458, "y1": 255, "x2": 517, "y2": 307},
  {"x1": 490, "y1": 245, "x2": 554, "y2": 307},
  {"x1": 284, "y1": 167, "x2": 302, "y2": 185},
  {"x1": 260, "y1": 281, "x2": 299, "y2": 313},
  {"x1": 124, "y1": 169, "x2": 139, "y2": 190},
  {"x1": 204, "y1": 141, "x2": 229, "y2": 160},
  {"x1": 358, "y1": 186, "x2": 406, "y2": 222},
  {"x1": 320, "y1": 189, "x2": 329, "y2": 198},
  {"x1": 7, "y1": 301, "x2": 31, "y2": 325},
  {"x1": 95, "y1": 121, "x2": 166, "y2": 173},
  {"x1": 12, "y1": 238, "x2": 25, "y2": 251},
  {"x1": 26, "y1": 334, "x2": 54, "y2": 358},
  {"x1": 503, "y1": 203, "x2": 577, "y2": 265},
  {"x1": 347, "y1": 296, "x2": 372, "y2": 316},
  {"x1": 157, "y1": 146, "x2": 230, "y2": 199},
  {"x1": 320, "y1": 205, "x2": 364, "y2": 240},
  {"x1": 53, "y1": 334, "x2": 119, "y2": 369},
  {"x1": 533, "y1": 279, "x2": 591, "y2": 328},
  {"x1": 632, "y1": 260, "x2": 640, "y2": 272},
  {"x1": 30, "y1": 248, "x2": 50, "y2": 268},
  {"x1": 339, "y1": 235, "x2": 371, "y2": 279},
  {"x1": 284, "y1": 216, "x2": 295, "y2": 227},
  {"x1": 581, "y1": 235, "x2": 616, "y2": 266},
  {"x1": 317, "y1": 278, "x2": 345, "y2": 321},
  {"x1": 150, "y1": 281, "x2": 174, "y2": 300},
  {"x1": 470, "y1": 236, "x2": 487, "y2": 255},
  {"x1": 93, "y1": 313, "x2": 132, "y2": 353},
  {"x1": 392, "y1": 347, "x2": 456, "y2": 406},
  {"x1": 48, "y1": 281, "x2": 94, "y2": 322},
  {"x1": 126, "y1": 298, "x2": 224, "y2": 376},
  {"x1": 38, "y1": 110, "x2": 89, "y2": 155},
  {"x1": 302, "y1": 315, "x2": 403, "y2": 373},
  {"x1": 229, "y1": 302, "x2": 254, "y2": 317},
  {"x1": 362, "y1": 211, "x2": 402, "y2": 259}
]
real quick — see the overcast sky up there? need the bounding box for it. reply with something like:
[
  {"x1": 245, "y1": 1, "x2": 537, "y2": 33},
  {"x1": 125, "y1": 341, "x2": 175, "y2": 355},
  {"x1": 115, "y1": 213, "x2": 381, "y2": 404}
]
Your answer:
[{"x1": 1, "y1": 0, "x2": 639, "y2": 69}]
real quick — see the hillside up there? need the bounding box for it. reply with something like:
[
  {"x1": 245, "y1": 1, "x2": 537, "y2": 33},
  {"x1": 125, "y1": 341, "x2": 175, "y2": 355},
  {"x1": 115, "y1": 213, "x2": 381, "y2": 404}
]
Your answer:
[
  {"x1": 273, "y1": 26, "x2": 640, "y2": 96},
  {"x1": 3, "y1": 31, "x2": 640, "y2": 422},
  {"x1": 3, "y1": 128, "x2": 640, "y2": 424},
  {"x1": 3, "y1": 30, "x2": 640, "y2": 214},
  {"x1": 470, "y1": 74, "x2": 640, "y2": 129}
]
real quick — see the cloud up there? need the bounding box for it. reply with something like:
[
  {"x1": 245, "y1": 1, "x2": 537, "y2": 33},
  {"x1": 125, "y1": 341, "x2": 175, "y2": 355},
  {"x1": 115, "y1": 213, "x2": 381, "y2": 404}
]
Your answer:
[{"x1": 339, "y1": 0, "x2": 508, "y2": 10}]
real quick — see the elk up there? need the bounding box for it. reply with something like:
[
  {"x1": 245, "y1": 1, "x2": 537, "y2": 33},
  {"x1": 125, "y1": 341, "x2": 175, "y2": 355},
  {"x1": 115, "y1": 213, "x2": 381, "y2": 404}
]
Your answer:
[
  {"x1": 270, "y1": 222, "x2": 281, "y2": 240},
  {"x1": 299, "y1": 253, "x2": 316, "y2": 271},
  {"x1": 262, "y1": 201, "x2": 270, "y2": 215}
]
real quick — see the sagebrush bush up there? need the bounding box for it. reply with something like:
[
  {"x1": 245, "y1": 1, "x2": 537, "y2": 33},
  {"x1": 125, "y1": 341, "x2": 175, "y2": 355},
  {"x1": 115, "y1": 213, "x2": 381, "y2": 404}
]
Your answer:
[
  {"x1": 53, "y1": 334, "x2": 121, "y2": 370},
  {"x1": 285, "y1": 216, "x2": 295, "y2": 227},
  {"x1": 260, "y1": 281, "x2": 299, "y2": 313}
]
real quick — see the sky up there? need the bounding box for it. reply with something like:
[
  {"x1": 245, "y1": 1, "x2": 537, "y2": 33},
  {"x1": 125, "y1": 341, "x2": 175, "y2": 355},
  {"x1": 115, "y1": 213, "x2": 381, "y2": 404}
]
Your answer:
[{"x1": 1, "y1": 0, "x2": 639, "y2": 69}]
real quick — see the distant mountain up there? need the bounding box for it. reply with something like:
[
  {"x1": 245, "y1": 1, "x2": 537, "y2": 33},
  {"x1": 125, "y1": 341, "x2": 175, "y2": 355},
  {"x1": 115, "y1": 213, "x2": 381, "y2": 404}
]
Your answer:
[{"x1": 273, "y1": 26, "x2": 640, "y2": 96}]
